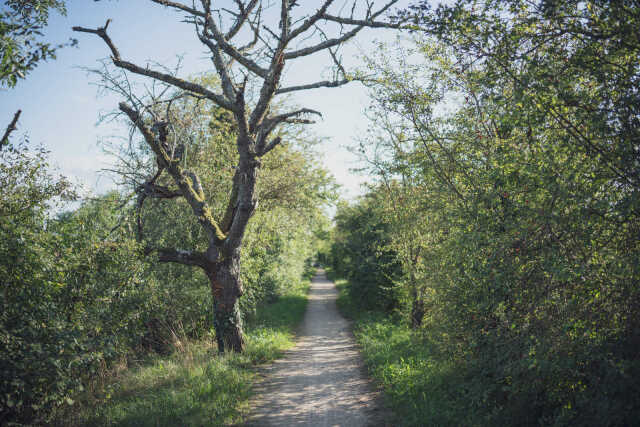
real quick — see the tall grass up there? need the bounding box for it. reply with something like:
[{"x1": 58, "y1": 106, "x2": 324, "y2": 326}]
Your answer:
[
  {"x1": 334, "y1": 277, "x2": 473, "y2": 426},
  {"x1": 59, "y1": 279, "x2": 310, "y2": 426}
]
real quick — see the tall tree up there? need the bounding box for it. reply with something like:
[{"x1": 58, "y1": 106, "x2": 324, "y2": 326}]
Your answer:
[{"x1": 73, "y1": 1, "x2": 402, "y2": 352}]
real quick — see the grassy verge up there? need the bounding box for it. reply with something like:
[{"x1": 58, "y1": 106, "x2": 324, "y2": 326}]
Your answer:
[
  {"x1": 62, "y1": 279, "x2": 310, "y2": 427},
  {"x1": 333, "y1": 276, "x2": 471, "y2": 427}
]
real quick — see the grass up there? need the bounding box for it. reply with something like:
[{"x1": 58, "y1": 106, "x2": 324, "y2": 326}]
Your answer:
[
  {"x1": 61, "y1": 279, "x2": 310, "y2": 427},
  {"x1": 333, "y1": 274, "x2": 471, "y2": 427}
]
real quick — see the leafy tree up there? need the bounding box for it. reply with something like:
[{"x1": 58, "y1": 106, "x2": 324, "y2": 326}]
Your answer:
[
  {"x1": 1, "y1": 0, "x2": 73, "y2": 88},
  {"x1": 332, "y1": 196, "x2": 402, "y2": 312},
  {"x1": 73, "y1": 0, "x2": 401, "y2": 352},
  {"x1": 344, "y1": 1, "x2": 640, "y2": 421},
  {"x1": 400, "y1": 0, "x2": 640, "y2": 195}
]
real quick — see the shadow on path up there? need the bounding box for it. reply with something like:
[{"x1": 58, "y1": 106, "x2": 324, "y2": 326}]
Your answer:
[{"x1": 245, "y1": 270, "x2": 391, "y2": 426}]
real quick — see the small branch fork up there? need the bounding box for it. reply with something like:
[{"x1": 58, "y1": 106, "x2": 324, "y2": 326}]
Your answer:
[{"x1": 73, "y1": 0, "x2": 405, "y2": 267}]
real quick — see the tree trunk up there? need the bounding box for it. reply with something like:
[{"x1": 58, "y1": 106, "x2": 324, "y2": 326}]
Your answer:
[
  {"x1": 409, "y1": 276, "x2": 424, "y2": 329},
  {"x1": 410, "y1": 295, "x2": 425, "y2": 329},
  {"x1": 206, "y1": 258, "x2": 245, "y2": 353}
]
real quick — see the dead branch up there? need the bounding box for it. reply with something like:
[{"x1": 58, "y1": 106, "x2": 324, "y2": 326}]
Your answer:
[
  {"x1": 73, "y1": 21, "x2": 233, "y2": 110},
  {"x1": 119, "y1": 101, "x2": 227, "y2": 245},
  {"x1": 225, "y1": 0, "x2": 260, "y2": 40},
  {"x1": 276, "y1": 79, "x2": 350, "y2": 94},
  {"x1": 150, "y1": 0, "x2": 205, "y2": 17},
  {"x1": 1, "y1": 110, "x2": 22, "y2": 149}
]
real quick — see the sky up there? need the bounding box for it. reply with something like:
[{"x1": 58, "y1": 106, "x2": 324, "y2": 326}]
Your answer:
[{"x1": 1, "y1": 0, "x2": 411, "y2": 202}]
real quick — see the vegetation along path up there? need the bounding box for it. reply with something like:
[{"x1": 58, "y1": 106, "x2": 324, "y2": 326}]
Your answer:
[{"x1": 246, "y1": 270, "x2": 389, "y2": 426}]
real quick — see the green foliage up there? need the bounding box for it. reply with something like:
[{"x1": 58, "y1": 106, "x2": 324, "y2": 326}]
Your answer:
[
  {"x1": 1, "y1": 93, "x2": 333, "y2": 423},
  {"x1": 62, "y1": 278, "x2": 310, "y2": 426},
  {"x1": 0, "y1": 0, "x2": 72, "y2": 87},
  {"x1": 0, "y1": 144, "x2": 74, "y2": 423},
  {"x1": 331, "y1": 198, "x2": 402, "y2": 312},
  {"x1": 0, "y1": 144, "x2": 144, "y2": 424},
  {"x1": 1, "y1": 190, "x2": 149, "y2": 423},
  {"x1": 335, "y1": 278, "x2": 468, "y2": 426},
  {"x1": 331, "y1": 1, "x2": 640, "y2": 424}
]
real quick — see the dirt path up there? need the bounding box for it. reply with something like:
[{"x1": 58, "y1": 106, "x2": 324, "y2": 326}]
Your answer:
[{"x1": 245, "y1": 270, "x2": 389, "y2": 426}]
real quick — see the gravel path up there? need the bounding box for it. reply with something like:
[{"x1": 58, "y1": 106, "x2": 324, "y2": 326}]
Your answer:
[{"x1": 245, "y1": 270, "x2": 390, "y2": 426}]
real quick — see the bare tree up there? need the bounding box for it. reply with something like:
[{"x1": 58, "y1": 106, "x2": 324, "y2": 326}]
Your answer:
[{"x1": 73, "y1": 0, "x2": 402, "y2": 353}]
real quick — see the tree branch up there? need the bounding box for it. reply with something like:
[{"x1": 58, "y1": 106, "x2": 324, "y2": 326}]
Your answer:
[
  {"x1": 199, "y1": 32, "x2": 237, "y2": 102},
  {"x1": 261, "y1": 136, "x2": 282, "y2": 156},
  {"x1": 221, "y1": 169, "x2": 241, "y2": 232},
  {"x1": 284, "y1": 26, "x2": 361, "y2": 60},
  {"x1": 276, "y1": 78, "x2": 350, "y2": 94},
  {"x1": 321, "y1": 13, "x2": 409, "y2": 28},
  {"x1": 72, "y1": 21, "x2": 233, "y2": 110},
  {"x1": 225, "y1": 0, "x2": 260, "y2": 40},
  {"x1": 134, "y1": 167, "x2": 183, "y2": 241},
  {"x1": 1, "y1": 110, "x2": 22, "y2": 149},
  {"x1": 201, "y1": 9, "x2": 269, "y2": 78},
  {"x1": 284, "y1": 0, "x2": 400, "y2": 59},
  {"x1": 149, "y1": 0, "x2": 205, "y2": 17},
  {"x1": 157, "y1": 248, "x2": 208, "y2": 267},
  {"x1": 72, "y1": 19, "x2": 121, "y2": 58},
  {"x1": 287, "y1": 0, "x2": 335, "y2": 42},
  {"x1": 141, "y1": 183, "x2": 183, "y2": 199},
  {"x1": 256, "y1": 108, "x2": 320, "y2": 153},
  {"x1": 263, "y1": 108, "x2": 321, "y2": 133},
  {"x1": 119, "y1": 101, "x2": 227, "y2": 245}
]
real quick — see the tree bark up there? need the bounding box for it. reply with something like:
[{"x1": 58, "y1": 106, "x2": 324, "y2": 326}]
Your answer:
[
  {"x1": 206, "y1": 257, "x2": 245, "y2": 353},
  {"x1": 205, "y1": 139, "x2": 258, "y2": 353},
  {"x1": 410, "y1": 294, "x2": 425, "y2": 329},
  {"x1": 409, "y1": 268, "x2": 424, "y2": 329}
]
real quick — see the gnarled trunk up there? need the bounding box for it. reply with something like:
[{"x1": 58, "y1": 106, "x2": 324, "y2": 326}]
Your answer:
[{"x1": 206, "y1": 257, "x2": 245, "y2": 353}]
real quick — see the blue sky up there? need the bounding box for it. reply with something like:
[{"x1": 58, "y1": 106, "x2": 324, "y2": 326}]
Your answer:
[{"x1": 1, "y1": 0, "x2": 410, "y2": 200}]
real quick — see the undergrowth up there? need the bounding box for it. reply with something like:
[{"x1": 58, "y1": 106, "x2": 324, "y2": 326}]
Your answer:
[{"x1": 58, "y1": 279, "x2": 310, "y2": 427}]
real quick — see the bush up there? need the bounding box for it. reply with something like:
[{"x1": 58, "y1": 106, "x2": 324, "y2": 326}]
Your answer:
[{"x1": 331, "y1": 199, "x2": 402, "y2": 312}]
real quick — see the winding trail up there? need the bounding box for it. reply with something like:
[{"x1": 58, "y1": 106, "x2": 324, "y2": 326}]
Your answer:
[{"x1": 246, "y1": 270, "x2": 390, "y2": 426}]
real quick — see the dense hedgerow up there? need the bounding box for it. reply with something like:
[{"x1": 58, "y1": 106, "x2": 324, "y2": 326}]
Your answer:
[
  {"x1": 60, "y1": 277, "x2": 311, "y2": 427},
  {"x1": 331, "y1": 1, "x2": 640, "y2": 425}
]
